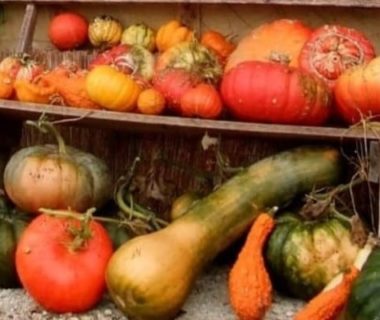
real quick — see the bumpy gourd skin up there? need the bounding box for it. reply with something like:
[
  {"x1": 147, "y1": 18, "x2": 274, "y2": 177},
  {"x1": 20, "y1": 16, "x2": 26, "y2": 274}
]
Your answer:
[
  {"x1": 106, "y1": 146, "x2": 342, "y2": 320},
  {"x1": 229, "y1": 213, "x2": 275, "y2": 320},
  {"x1": 295, "y1": 266, "x2": 359, "y2": 320}
]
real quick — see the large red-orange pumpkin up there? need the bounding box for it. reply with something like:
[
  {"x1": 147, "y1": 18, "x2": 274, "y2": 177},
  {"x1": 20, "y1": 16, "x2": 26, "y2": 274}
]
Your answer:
[
  {"x1": 334, "y1": 56, "x2": 380, "y2": 124},
  {"x1": 299, "y1": 25, "x2": 376, "y2": 89},
  {"x1": 221, "y1": 61, "x2": 332, "y2": 125},
  {"x1": 225, "y1": 19, "x2": 313, "y2": 72}
]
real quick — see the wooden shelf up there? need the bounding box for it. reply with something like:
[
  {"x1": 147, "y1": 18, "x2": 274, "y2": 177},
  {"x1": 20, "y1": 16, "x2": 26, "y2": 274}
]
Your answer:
[
  {"x1": 0, "y1": 100, "x2": 375, "y2": 141},
  {"x1": 3, "y1": 0, "x2": 380, "y2": 6}
]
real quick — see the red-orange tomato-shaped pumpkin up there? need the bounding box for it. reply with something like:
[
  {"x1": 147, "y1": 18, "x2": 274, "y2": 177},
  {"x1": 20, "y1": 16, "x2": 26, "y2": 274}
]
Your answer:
[
  {"x1": 225, "y1": 19, "x2": 313, "y2": 72},
  {"x1": 48, "y1": 12, "x2": 89, "y2": 50},
  {"x1": 334, "y1": 57, "x2": 380, "y2": 124},
  {"x1": 180, "y1": 83, "x2": 222, "y2": 119},
  {"x1": 16, "y1": 213, "x2": 113, "y2": 313},
  {"x1": 221, "y1": 61, "x2": 332, "y2": 125},
  {"x1": 299, "y1": 25, "x2": 376, "y2": 89}
]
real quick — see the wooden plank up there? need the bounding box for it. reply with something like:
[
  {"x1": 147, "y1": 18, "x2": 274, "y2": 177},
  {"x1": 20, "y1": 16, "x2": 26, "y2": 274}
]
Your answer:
[
  {"x1": 3, "y1": 0, "x2": 380, "y2": 7},
  {"x1": 0, "y1": 99, "x2": 375, "y2": 141},
  {"x1": 16, "y1": 4, "x2": 37, "y2": 54}
]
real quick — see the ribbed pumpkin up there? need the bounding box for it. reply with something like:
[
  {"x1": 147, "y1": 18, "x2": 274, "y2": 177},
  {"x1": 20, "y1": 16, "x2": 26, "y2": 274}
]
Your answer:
[
  {"x1": 334, "y1": 56, "x2": 380, "y2": 124},
  {"x1": 88, "y1": 16, "x2": 123, "y2": 47},
  {"x1": 221, "y1": 61, "x2": 332, "y2": 125},
  {"x1": 4, "y1": 120, "x2": 112, "y2": 214},
  {"x1": 156, "y1": 20, "x2": 193, "y2": 52},
  {"x1": 86, "y1": 65, "x2": 141, "y2": 111},
  {"x1": 121, "y1": 23, "x2": 155, "y2": 52},
  {"x1": 266, "y1": 212, "x2": 359, "y2": 300},
  {"x1": 225, "y1": 19, "x2": 312, "y2": 72},
  {"x1": 347, "y1": 248, "x2": 380, "y2": 320}
]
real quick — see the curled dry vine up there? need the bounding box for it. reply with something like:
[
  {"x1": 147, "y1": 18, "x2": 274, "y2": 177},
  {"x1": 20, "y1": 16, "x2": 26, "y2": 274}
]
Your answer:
[
  {"x1": 297, "y1": 112, "x2": 380, "y2": 245},
  {"x1": 114, "y1": 156, "x2": 169, "y2": 233},
  {"x1": 299, "y1": 113, "x2": 380, "y2": 243}
]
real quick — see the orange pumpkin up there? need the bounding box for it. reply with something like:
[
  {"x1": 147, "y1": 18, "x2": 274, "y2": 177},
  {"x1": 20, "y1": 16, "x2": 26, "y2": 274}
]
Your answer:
[
  {"x1": 225, "y1": 19, "x2": 313, "y2": 72},
  {"x1": 0, "y1": 72, "x2": 14, "y2": 99},
  {"x1": 14, "y1": 78, "x2": 56, "y2": 104},
  {"x1": 86, "y1": 65, "x2": 141, "y2": 111},
  {"x1": 334, "y1": 56, "x2": 380, "y2": 124},
  {"x1": 4, "y1": 120, "x2": 112, "y2": 214},
  {"x1": 200, "y1": 30, "x2": 236, "y2": 64},
  {"x1": 180, "y1": 83, "x2": 222, "y2": 119},
  {"x1": 137, "y1": 88, "x2": 166, "y2": 115},
  {"x1": 156, "y1": 20, "x2": 193, "y2": 52}
]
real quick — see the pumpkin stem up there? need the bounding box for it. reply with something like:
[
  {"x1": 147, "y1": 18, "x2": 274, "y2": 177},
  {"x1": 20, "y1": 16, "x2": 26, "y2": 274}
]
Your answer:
[
  {"x1": 26, "y1": 116, "x2": 67, "y2": 154},
  {"x1": 67, "y1": 208, "x2": 94, "y2": 252},
  {"x1": 39, "y1": 207, "x2": 154, "y2": 238},
  {"x1": 39, "y1": 208, "x2": 95, "y2": 252},
  {"x1": 268, "y1": 51, "x2": 291, "y2": 65}
]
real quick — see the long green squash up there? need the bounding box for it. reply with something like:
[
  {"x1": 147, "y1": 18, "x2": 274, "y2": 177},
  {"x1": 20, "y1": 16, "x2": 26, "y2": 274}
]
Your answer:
[{"x1": 106, "y1": 146, "x2": 342, "y2": 320}]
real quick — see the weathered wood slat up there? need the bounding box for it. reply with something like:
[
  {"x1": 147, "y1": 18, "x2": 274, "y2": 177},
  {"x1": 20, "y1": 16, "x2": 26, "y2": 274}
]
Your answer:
[
  {"x1": 0, "y1": 99, "x2": 374, "y2": 142},
  {"x1": 3, "y1": 0, "x2": 380, "y2": 7},
  {"x1": 16, "y1": 4, "x2": 37, "y2": 54}
]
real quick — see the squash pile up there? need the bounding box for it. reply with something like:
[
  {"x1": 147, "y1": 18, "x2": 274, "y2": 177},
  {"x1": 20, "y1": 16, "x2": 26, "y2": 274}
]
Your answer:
[
  {"x1": 1, "y1": 15, "x2": 380, "y2": 125},
  {"x1": 0, "y1": 118, "x2": 377, "y2": 319}
]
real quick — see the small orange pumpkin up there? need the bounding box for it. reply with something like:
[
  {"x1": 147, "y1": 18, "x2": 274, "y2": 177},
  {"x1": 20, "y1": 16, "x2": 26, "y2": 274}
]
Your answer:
[
  {"x1": 14, "y1": 78, "x2": 56, "y2": 104},
  {"x1": 156, "y1": 20, "x2": 193, "y2": 52},
  {"x1": 200, "y1": 30, "x2": 236, "y2": 64},
  {"x1": 180, "y1": 83, "x2": 222, "y2": 119},
  {"x1": 86, "y1": 65, "x2": 141, "y2": 111},
  {"x1": 0, "y1": 72, "x2": 14, "y2": 99},
  {"x1": 137, "y1": 88, "x2": 166, "y2": 115}
]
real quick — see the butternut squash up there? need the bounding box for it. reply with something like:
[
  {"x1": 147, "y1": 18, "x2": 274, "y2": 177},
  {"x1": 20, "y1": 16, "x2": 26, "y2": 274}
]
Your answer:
[{"x1": 106, "y1": 146, "x2": 342, "y2": 320}]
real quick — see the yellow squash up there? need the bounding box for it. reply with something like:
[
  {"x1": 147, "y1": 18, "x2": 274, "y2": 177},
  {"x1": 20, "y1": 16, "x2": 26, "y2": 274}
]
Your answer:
[{"x1": 86, "y1": 65, "x2": 141, "y2": 111}]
